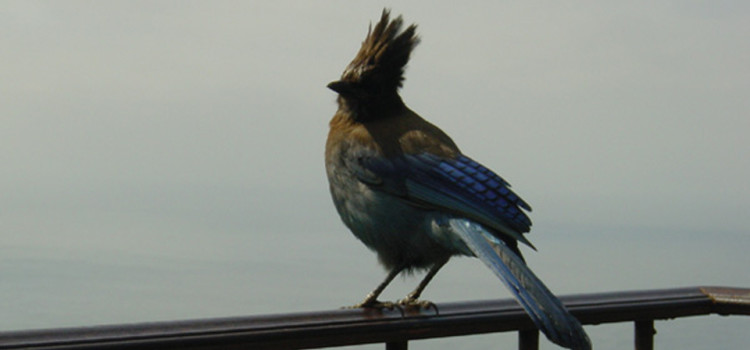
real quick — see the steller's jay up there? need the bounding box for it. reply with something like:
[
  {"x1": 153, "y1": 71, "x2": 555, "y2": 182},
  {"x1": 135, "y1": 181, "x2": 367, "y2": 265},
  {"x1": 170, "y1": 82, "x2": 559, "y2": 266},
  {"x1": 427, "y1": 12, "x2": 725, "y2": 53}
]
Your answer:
[{"x1": 325, "y1": 10, "x2": 591, "y2": 350}]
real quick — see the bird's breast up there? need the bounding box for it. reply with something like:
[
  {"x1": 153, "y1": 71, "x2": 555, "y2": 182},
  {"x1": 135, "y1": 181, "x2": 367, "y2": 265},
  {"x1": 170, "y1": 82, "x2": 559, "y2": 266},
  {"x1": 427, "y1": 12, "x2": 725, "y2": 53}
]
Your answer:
[{"x1": 325, "y1": 135, "x2": 451, "y2": 269}]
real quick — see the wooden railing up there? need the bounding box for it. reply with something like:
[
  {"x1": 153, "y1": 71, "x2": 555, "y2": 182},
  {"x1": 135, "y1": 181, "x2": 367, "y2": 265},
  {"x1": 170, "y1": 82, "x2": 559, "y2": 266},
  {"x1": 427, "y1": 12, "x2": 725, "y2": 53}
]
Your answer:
[{"x1": 1, "y1": 286, "x2": 748, "y2": 349}]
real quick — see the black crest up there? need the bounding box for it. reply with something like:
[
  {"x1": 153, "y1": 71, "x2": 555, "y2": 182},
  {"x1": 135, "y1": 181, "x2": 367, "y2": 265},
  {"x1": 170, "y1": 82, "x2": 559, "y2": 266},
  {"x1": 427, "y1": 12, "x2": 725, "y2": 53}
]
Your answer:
[{"x1": 341, "y1": 9, "x2": 420, "y2": 90}]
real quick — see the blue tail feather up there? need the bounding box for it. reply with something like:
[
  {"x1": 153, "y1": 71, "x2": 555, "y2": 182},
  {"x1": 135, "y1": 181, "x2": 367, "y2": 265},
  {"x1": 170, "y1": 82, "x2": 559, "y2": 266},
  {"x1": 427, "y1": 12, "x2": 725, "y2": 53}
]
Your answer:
[{"x1": 447, "y1": 218, "x2": 591, "y2": 350}]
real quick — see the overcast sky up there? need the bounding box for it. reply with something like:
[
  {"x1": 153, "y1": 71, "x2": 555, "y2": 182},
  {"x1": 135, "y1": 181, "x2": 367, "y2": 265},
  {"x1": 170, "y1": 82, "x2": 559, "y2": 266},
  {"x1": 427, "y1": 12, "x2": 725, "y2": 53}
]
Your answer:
[{"x1": 4, "y1": 1, "x2": 748, "y2": 234}]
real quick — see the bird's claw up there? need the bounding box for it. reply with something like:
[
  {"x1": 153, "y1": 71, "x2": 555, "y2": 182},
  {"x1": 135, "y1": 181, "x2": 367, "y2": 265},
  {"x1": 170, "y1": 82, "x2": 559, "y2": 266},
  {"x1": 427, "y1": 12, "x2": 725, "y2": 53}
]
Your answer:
[
  {"x1": 344, "y1": 299, "x2": 402, "y2": 311},
  {"x1": 397, "y1": 297, "x2": 439, "y2": 313}
]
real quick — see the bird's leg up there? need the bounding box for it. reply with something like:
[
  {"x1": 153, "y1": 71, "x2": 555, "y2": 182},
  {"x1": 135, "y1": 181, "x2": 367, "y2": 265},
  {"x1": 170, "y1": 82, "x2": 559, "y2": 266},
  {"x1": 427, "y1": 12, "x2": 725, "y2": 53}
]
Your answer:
[
  {"x1": 351, "y1": 265, "x2": 404, "y2": 308},
  {"x1": 398, "y1": 257, "x2": 449, "y2": 308}
]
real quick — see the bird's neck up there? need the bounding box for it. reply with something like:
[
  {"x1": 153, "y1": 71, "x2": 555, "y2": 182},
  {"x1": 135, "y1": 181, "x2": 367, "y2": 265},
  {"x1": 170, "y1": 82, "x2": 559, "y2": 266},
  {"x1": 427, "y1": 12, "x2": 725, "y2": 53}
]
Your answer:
[{"x1": 336, "y1": 94, "x2": 407, "y2": 122}]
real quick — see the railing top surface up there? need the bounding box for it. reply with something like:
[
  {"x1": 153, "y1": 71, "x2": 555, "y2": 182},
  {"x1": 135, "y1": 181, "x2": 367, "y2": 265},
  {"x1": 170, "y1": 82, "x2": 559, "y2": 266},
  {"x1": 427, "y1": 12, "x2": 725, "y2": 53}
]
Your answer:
[{"x1": 1, "y1": 286, "x2": 748, "y2": 350}]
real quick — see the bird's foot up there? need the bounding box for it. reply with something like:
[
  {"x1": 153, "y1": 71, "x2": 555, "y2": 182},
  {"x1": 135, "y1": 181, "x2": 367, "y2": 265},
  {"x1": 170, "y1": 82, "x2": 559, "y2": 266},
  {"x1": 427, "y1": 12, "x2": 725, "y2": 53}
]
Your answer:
[
  {"x1": 397, "y1": 297, "x2": 439, "y2": 313},
  {"x1": 344, "y1": 299, "x2": 405, "y2": 316},
  {"x1": 343, "y1": 294, "x2": 401, "y2": 311},
  {"x1": 346, "y1": 299, "x2": 399, "y2": 310}
]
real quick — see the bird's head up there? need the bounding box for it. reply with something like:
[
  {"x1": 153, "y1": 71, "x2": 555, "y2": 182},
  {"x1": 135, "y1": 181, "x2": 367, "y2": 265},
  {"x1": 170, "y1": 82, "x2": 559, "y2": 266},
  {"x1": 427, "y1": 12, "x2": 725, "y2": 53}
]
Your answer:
[{"x1": 328, "y1": 9, "x2": 420, "y2": 119}]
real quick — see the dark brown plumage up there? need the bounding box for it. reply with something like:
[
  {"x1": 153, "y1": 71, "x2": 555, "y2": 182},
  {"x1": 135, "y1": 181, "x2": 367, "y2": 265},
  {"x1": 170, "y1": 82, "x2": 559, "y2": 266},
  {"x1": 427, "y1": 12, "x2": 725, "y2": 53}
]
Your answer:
[
  {"x1": 342, "y1": 9, "x2": 419, "y2": 90},
  {"x1": 327, "y1": 10, "x2": 420, "y2": 120}
]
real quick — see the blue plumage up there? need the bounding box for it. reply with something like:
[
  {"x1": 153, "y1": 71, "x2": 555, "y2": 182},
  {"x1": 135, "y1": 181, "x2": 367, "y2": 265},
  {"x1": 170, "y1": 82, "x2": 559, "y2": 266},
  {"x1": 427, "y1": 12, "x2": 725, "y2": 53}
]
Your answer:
[
  {"x1": 395, "y1": 153, "x2": 536, "y2": 250},
  {"x1": 447, "y1": 219, "x2": 591, "y2": 349},
  {"x1": 419, "y1": 154, "x2": 532, "y2": 230}
]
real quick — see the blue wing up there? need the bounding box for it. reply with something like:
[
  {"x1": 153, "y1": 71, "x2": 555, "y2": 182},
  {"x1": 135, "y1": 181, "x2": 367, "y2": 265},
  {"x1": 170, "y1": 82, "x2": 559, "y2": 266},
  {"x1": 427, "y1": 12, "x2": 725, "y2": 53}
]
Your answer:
[{"x1": 360, "y1": 152, "x2": 535, "y2": 249}]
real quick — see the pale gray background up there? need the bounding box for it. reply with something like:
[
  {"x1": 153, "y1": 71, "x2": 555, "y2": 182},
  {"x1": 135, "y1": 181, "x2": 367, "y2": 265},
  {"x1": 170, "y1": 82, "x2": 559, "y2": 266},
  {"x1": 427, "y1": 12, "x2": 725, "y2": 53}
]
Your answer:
[{"x1": 2, "y1": 1, "x2": 749, "y2": 349}]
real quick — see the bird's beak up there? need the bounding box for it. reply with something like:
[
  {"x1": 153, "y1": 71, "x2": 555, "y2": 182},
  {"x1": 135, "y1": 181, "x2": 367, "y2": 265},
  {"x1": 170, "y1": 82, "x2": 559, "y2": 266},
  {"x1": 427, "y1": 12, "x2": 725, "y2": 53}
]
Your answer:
[{"x1": 327, "y1": 80, "x2": 353, "y2": 95}]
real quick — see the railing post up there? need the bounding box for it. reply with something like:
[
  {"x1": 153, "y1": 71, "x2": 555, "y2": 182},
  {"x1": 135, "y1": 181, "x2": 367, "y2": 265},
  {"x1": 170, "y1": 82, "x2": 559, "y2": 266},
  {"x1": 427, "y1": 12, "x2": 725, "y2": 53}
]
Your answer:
[
  {"x1": 634, "y1": 320, "x2": 655, "y2": 350},
  {"x1": 518, "y1": 329, "x2": 539, "y2": 350},
  {"x1": 386, "y1": 340, "x2": 408, "y2": 350}
]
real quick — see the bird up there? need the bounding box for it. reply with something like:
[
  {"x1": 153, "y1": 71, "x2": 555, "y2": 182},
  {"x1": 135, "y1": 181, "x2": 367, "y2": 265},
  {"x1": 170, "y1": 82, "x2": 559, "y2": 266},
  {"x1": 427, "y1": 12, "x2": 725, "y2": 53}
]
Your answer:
[{"x1": 324, "y1": 9, "x2": 591, "y2": 350}]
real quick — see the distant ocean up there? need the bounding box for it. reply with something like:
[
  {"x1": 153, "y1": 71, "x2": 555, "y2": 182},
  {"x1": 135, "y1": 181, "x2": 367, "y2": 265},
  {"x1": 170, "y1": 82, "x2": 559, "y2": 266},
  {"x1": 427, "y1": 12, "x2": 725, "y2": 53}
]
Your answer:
[{"x1": 2, "y1": 206, "x2": 748, "y2": 349}]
